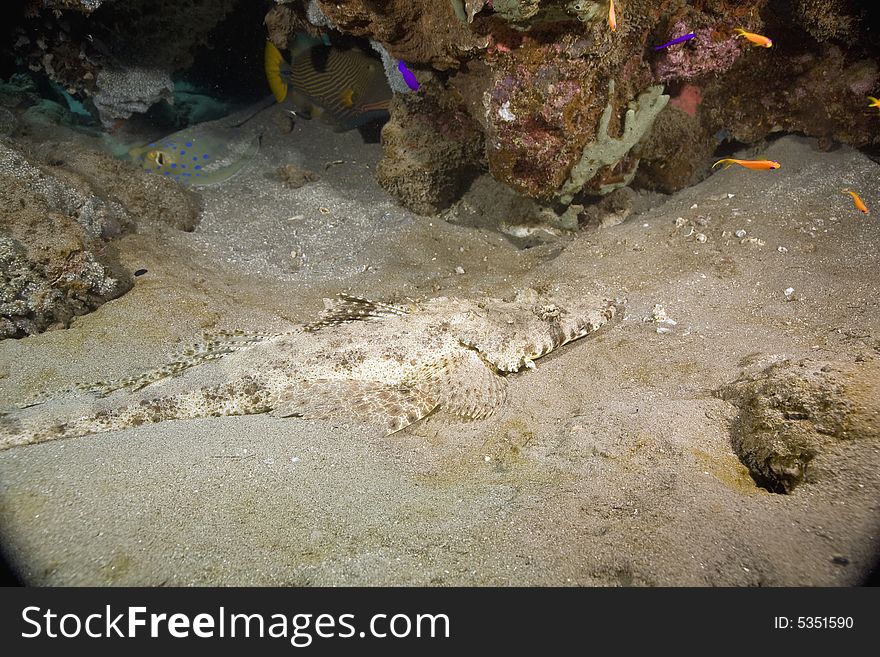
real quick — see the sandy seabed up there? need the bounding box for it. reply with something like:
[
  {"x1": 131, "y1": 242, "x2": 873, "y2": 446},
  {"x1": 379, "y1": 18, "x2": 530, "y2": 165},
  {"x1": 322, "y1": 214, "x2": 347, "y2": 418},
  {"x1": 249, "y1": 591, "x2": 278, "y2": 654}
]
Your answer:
[{"x1": 1, "y1": 108, "x2": 878, "y2": 585}]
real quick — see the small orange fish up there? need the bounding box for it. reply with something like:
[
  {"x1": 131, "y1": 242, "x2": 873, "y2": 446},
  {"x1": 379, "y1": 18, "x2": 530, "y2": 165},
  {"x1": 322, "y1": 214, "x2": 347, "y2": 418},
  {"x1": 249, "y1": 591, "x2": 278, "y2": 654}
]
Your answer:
[
  {"x1": 734, "y1": 28, "x2": 773, "y2": 48},
  {"x1": 713, "y1": 158, "x2": 781, "y2": 170},
  {"x1": 868, "y1": 96, "x2": 880, "y2": 109},
  {"x1": 608, "y1": 0, "x2": 617, "y2": 32},
  {"x1": 843, "y1": 189, "x2": 868, "y2": 214}
]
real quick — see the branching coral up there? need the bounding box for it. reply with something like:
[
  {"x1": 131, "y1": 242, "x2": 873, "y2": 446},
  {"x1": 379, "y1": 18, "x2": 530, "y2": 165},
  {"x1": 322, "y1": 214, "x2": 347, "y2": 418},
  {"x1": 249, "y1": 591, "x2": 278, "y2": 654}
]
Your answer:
[{"x1": 558, "y1": 81, "x2": 669, "y2": 204}]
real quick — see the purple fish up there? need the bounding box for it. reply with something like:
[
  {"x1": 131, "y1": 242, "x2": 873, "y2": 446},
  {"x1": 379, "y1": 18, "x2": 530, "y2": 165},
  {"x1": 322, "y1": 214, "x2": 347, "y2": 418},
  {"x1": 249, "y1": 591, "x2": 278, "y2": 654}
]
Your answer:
[
  {"x1": 653, "y1": 32, "x2": 696, "y2": 51},
  {"x1": 397, "y1": 60, "x2": 420, "y2": 92}
]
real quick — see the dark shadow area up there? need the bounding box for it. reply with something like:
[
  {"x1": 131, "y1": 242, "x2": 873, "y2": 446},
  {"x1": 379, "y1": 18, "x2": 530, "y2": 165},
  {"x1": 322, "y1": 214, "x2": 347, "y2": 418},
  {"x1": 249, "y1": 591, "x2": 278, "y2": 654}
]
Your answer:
[{"x1": 0, "y1": 546, "x2": 23, "y2": 586}]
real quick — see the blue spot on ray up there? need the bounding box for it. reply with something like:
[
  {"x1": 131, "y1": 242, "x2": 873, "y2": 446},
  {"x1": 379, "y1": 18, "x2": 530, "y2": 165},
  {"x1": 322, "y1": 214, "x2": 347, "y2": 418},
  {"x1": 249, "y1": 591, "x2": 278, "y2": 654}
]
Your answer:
[
  {"x1": 203, "y1": 154, "x2": 210, "y2": 160},
  {"x1": 180, "y1": 150, "x2": 186, "y2": 155},
  {"x1": 170, "y1": 163, "x2": 177, "y2": 168},
  {"x1": 194, "y1": 165, "x2": 201, "y2": 170},
  {"x1": 185, "y1": 141, "x2": 193, "y2": 148}
]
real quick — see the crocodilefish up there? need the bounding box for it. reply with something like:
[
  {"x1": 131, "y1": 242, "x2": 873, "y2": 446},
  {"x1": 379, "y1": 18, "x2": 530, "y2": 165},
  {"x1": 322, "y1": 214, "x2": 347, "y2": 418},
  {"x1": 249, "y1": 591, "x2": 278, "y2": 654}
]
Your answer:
[
  {"x1": 127, "y1": 126, "x2": 260, "y2": 186},
  {"x1": 264, "y1": 38, "x2": 392, "y2": 132}
]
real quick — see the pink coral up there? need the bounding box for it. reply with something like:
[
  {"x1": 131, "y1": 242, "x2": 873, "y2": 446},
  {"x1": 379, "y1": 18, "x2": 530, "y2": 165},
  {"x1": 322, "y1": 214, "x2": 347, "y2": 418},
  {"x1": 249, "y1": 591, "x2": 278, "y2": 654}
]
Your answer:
[
  {"x1": 669, "y1": 84, "x2": 702, "y2": 116},
  {"x1": 654, "y1": 23, "x2": 743, "y2": 82}
]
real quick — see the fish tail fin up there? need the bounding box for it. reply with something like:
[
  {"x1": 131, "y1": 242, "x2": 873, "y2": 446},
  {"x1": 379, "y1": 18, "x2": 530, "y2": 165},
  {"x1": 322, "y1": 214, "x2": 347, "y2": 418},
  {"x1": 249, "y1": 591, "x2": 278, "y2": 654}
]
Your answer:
[
  {"x1": 868, "y1": 96, "x2": 880, "y2": 106},
  {"x1": 712, "y1": 159, "x2": 732, "y2": 168},
  {"x1": 733, "y1": 28, "x2": 746, "y2": 37},
  {"x1": 264, "y1": 41, "x2": 289, "y2": 103}
]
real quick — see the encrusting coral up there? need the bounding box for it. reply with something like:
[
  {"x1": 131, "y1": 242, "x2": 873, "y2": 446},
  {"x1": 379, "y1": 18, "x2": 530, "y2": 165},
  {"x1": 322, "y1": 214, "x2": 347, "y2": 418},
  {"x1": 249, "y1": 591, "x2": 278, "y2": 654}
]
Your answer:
[{"x1": 92, "y1": 67, "x2": 174, "y2": 129}]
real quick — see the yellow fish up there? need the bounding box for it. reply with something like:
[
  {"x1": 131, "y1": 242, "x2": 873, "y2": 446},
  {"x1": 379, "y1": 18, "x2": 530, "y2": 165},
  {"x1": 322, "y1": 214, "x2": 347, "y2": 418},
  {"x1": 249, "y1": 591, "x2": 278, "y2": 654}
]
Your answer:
[
  {"x1": 734, "y1": 27, "x2": 773, "y2": 48},
  {"x1": 264, "y1": 40, "x2": 392, "y2": 132},
  {"x1": 843, "y1": 189, "x2": 868, "y2": 215},
  {"x1": 712, "y1": 158, "x2": 780, "y2": 170},
  {"x1": 868, "y1": 96, "x2": 880, "y2": 109}
]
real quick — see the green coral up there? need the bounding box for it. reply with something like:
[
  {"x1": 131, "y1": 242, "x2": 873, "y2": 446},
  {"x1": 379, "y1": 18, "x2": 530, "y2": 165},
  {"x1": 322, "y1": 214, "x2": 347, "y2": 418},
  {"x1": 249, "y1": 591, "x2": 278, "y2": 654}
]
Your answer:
[
  {"x1": 558, "y1": 81, "x2": 669, "y2": 204},
  {"x1": 449, "y1": 0, "x2": 469, "y2": 22},
  {"x1": 566, "y1": 0, "x2": 603, "y2": 23},
  {"x1": 493, "y1": 0, "x2": 542, "y2": 23}
]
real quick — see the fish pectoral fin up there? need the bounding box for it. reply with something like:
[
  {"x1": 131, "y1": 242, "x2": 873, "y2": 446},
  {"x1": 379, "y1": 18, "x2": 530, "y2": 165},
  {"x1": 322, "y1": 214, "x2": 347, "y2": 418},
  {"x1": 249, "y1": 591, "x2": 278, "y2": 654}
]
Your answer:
[
  {"x1": 420, "y1": 351, "x2": 508, "y2": 421},
  {"x1": 270, "y1": 380, "x2": 438, "y2": 435}
]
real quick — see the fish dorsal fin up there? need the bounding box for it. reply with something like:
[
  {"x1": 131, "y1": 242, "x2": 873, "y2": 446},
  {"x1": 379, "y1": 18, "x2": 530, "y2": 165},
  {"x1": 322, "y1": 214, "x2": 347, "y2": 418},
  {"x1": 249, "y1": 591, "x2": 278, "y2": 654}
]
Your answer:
[
  {"x1": 264, "y1": 41, "x2": 289, "y2": 103},
  {"x1": 304, "y1": 294, "x2": 409, "y2": 331}
]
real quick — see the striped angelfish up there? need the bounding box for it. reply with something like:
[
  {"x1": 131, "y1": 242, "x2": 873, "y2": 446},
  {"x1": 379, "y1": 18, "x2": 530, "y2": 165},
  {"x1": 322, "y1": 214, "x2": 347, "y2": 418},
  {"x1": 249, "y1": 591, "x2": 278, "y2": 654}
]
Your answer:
[{"x1": 264, "y1": 40, "x2": 392, "y2": 132}]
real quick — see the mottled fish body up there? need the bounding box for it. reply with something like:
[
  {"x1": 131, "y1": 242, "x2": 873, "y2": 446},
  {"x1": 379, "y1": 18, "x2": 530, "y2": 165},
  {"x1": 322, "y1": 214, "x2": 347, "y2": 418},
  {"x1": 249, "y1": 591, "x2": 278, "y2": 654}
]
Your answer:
[
  {"x1": 264, "y1": 41, "x2": 392, "y2": 132},
  {"x1": 1, "y1": 291, "x2": 619, "y2": 449}
]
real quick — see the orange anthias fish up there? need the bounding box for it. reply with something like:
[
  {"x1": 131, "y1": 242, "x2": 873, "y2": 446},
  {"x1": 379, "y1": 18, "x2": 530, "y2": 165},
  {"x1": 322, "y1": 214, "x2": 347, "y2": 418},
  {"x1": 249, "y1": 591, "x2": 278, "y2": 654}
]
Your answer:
[
  {"x1": 843, "y1": 189, "x2": 869, "y2": 214},
  {"x1": 712, "y1": 158, "x2": 781, "y2": 170},
  {"x1": 734, "y1": 28, "x2": 773, "y2": 48},
  {"x1": 608, "y1": 0, "x2": 617, "y2": 32}
]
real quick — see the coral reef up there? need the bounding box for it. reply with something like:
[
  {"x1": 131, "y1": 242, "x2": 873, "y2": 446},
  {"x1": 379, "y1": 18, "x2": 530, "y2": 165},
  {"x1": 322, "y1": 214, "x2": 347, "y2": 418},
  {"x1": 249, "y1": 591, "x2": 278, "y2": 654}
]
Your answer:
[
  {"x1": 92, "y1": 67, "x2": 174, "y2": 128},
  {"x1": 450, "y1": 1, "x2": 490, "y2": 24},
  {"x1": 0, "y1": 108, "x2": 16, "y2": 138},
  {"x1": 12, "y1": 0, "x2": 240, "y2": 125},
  {"x1": 794, "y1": 0, "x2": 859, "y2": 42},
  {"x1": 308, "y1": 0, "x2": 485, "y2": 70},
  {"x1": 0, "y1": 141, "x2": 131, "y2": 238},
  {"x1": 634, "y1": 101, "x2": 714, "y2": 194},
  {"x1": 492, "y1": 0, "x2": 543, "y2": 23},
  {"x1": 0, "y1": 137, "x2": 201, "y2": 337},
  {"x1": 27, "y1": 1, "x2": 105, "y2": 14},
  {"x1": 718, "y1": 359, "x2": 880, "y2": 494},
  {"x1": 653, "y1": 24, "x2": 744, "y2": 82},
  {"x1": 8, "y1": 0, "x2": 880, "y2": 212},
  {"x1": 558, "y1": 82, "x2": 669, "y2": 203},
  {"x1": 701, "y1": 45, "x2": 879, "y2": 149},
  {"x1": 0, "y1": 143, "x2": 128, "y2": 339},
  {"x1": 0, "y1": 234, "x2": 123, "y2": 339},
  {"x1": 377, "y1": 93, "x2": 484, "y2": 215}
]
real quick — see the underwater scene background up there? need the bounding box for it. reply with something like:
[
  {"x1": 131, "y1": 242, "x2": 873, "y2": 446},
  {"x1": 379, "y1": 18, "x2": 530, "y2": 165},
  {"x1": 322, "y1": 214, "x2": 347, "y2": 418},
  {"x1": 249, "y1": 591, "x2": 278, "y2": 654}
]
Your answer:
[{"x1": 0, "y1": 0, "x2": 878, "y2": 586}]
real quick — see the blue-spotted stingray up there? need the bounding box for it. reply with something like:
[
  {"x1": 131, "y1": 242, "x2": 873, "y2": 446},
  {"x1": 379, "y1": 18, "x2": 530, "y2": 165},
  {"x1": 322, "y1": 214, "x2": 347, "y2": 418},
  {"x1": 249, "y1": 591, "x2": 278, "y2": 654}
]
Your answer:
[{"x1": 127, "y1": 125, "x2": 261, "y2": 186}]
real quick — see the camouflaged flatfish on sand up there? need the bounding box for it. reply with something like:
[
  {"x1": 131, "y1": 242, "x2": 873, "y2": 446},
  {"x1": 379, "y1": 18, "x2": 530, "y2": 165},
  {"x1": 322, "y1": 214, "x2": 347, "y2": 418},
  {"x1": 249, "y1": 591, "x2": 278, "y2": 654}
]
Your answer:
[{"x1": 0, "y1": 289, "x2": 620, "y2": 450}]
